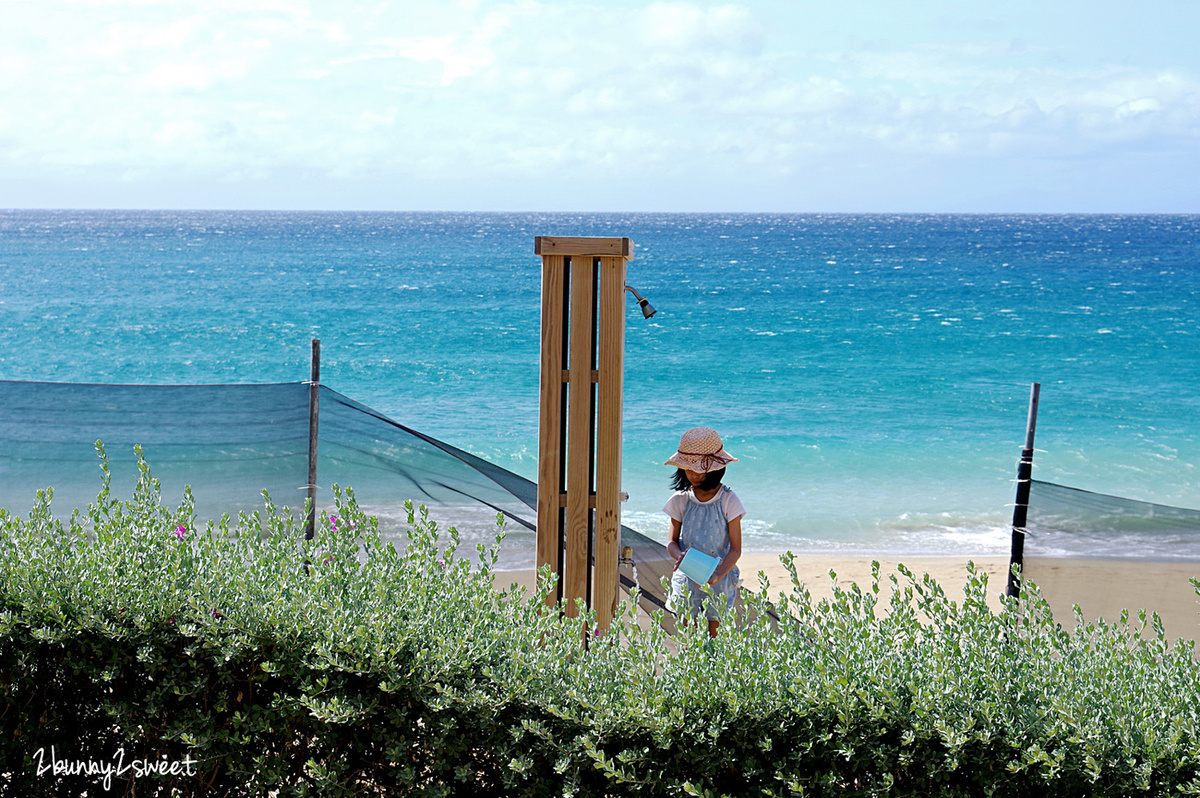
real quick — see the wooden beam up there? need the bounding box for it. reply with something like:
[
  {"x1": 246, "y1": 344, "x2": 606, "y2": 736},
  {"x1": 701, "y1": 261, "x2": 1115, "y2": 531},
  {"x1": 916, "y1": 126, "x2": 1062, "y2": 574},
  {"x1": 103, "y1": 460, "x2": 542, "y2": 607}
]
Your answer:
[
  {"x1": 536, "y1": 254, "x2": 566, "y2": 605},
  {"x1": 555, "y1": 493, "x2": 599, "y2": 509},
  {"x1": 564, "y1": 254, "x2": 596, "y2": 619},
  {"x1": 560, "y1": 369, "x2": 600, "y2": 383},
  {"x1": 593, "y1": 255, "x2": 627, "y2": 632},
  {"x1": 535, "y1": 236, "x2": 634, "y2": 259}
]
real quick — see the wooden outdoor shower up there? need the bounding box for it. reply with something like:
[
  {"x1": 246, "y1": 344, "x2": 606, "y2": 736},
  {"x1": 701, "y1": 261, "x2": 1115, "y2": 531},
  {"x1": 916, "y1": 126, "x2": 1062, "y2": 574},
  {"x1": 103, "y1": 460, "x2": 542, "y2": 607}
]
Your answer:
[{"x1": 535, "y1": 236, "x2": 635, "y2": 632}]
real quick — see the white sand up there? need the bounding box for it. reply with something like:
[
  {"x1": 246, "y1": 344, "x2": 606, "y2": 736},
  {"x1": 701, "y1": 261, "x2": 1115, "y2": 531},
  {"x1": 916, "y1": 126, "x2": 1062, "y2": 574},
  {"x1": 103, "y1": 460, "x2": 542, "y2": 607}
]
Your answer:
[{"x1": 496, "y1": 553, "x2": 1200, "y2": 643}]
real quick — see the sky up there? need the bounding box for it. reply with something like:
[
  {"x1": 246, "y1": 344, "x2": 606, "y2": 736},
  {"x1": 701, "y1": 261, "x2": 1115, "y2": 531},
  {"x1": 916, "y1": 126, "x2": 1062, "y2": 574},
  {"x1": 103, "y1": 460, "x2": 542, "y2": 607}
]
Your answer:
[{"x1": 1, "y1": 0, "x2": 1198, "y2": 213}]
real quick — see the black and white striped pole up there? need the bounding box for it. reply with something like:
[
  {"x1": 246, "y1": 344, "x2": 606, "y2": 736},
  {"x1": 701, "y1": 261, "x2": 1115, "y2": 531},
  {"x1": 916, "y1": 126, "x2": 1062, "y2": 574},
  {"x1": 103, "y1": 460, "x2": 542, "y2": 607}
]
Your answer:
[
  {"x1": 1007, "y1": 382, "x2": 1040, "y2": 598},
  {"x1": 305, "y1": 338, "x2": 320, "y2": 541}
]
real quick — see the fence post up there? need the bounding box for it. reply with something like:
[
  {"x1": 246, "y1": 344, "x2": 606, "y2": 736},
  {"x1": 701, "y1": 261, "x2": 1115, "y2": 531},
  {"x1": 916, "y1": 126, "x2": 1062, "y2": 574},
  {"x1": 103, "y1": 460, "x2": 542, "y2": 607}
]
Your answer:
[
  {"x1": 535, "y1": 237, "x2": 633, "y2": 632},
  {"x1": 1007, "y1": 382, "x2": 1040, "y2": 597},
  {"x1": 306, "y1": 338, "x2": 321, "y2": 541}
]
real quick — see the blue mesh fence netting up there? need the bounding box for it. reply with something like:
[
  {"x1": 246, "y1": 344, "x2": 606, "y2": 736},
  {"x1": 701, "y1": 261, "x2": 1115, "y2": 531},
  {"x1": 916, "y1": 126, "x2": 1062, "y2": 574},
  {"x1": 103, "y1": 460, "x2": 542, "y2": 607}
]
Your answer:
[
  {"x1": 1026, "y1": 478, "x2": 1200, "y2": 561},
  {"x1": 0, "y1": 379, "x2": 677, "y2": 622},
  {"x1": 0, "y1": 380, "x2": 310, "y2": 519}
]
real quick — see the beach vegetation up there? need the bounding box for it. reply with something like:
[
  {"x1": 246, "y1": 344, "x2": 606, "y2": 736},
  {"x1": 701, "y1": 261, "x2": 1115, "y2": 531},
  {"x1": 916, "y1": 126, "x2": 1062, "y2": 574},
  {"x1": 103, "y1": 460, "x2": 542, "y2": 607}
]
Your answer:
[{"x1": 2, "y1": 448, "x2": 1200, "y2": 796}]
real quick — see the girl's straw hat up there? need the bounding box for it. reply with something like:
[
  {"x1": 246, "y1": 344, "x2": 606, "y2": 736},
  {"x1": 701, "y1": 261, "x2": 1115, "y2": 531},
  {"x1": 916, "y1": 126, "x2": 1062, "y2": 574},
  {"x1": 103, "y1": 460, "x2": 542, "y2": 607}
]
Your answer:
[{"x1": 665, "y1": 427, "x2": 738, "y2": 473}]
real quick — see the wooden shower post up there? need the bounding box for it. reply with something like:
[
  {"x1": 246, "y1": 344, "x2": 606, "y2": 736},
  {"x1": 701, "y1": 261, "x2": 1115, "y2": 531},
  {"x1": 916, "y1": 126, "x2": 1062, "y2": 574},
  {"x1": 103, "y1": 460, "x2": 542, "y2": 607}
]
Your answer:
[{"x1": 535, "y1": 236, "x2": 633, "y2": 632}]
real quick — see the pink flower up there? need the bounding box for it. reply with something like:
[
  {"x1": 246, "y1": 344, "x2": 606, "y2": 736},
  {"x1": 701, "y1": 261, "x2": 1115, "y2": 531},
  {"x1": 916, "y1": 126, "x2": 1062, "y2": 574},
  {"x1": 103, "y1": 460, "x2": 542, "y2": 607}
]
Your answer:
[
  {"x1": 175, "y1": 524, "x2": 187, "y2": 540},
  {"x1": 329, "y1": 514, "x2": 339, "y2": 531}
]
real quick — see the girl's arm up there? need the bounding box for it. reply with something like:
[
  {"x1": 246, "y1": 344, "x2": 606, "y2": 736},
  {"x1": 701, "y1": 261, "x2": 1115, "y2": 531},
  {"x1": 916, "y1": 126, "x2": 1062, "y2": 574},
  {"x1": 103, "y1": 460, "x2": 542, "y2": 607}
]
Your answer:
[
  {"x1": 708, "y1": 514, "x2": 743, "y2": 585},
  {"x1": 666, "y1": 517, "x2": 684, "y2": 569}
]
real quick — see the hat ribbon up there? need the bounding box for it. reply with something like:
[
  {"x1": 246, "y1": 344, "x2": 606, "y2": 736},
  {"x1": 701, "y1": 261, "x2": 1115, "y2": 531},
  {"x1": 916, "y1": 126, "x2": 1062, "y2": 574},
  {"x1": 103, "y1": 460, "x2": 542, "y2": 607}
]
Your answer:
[{"x1": 678, "y1": 450, "x2": 728, "y2": 471}]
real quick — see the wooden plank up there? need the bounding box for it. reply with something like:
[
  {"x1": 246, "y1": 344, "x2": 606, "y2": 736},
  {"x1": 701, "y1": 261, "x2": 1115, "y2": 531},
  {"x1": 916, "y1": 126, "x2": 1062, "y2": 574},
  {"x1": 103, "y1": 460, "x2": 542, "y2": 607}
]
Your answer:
[
  {"x1": 593, "y1": 255, "x2": 627, "y2": 633},
  {"x1": 535, "y1": 236, "x2": 634, "y2": 259},
  {"x1": 564, "y1": 254, "x2": 596, "y2": 618},
  {"x1": 536, "y1": 254, "x2": 566, "y2": 606}
]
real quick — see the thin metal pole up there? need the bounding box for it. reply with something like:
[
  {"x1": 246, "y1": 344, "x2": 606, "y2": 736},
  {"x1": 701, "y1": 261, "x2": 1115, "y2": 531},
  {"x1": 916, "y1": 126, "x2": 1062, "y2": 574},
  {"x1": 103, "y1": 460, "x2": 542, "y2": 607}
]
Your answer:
[
  {"x1": 1006, "y1": 382, "x2": 1040, "y2": 598},
  {"x1": 305, "y1": 338, "x2": 321, "y2": 541}
]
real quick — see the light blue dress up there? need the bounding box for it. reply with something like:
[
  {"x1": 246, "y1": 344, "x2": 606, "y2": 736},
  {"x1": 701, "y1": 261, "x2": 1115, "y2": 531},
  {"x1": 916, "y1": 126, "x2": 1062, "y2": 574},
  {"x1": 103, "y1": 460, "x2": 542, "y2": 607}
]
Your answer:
[{"x1": 667, "y1": 485, "x2": 742, "y2": 620}]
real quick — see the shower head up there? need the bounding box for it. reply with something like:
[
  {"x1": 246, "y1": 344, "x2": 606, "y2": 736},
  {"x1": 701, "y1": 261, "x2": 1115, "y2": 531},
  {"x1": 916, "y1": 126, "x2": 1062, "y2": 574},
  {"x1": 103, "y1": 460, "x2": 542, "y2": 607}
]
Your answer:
[{"x1": 625, "y1": 285, "x2": 656, "y2": 319}]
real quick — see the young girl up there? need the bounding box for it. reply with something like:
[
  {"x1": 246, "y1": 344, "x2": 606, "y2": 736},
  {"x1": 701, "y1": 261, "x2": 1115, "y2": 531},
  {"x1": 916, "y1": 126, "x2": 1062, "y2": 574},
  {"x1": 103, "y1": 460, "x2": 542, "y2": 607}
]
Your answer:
[{"x1": 663, "y1": 426, "x2": 744, "y2": 637}]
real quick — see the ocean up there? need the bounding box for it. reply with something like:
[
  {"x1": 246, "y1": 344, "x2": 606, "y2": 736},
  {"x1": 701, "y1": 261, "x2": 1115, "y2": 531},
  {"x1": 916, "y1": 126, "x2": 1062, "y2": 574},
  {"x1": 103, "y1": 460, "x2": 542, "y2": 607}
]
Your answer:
[{"x1": 1, "y1": 210, "x2": 1198, "y2": 558}]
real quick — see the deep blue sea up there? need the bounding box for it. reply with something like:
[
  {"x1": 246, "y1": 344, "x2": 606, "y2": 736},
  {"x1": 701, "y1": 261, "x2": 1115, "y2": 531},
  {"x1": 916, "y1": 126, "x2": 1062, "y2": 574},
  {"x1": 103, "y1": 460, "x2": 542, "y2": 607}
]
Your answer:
[{"x1": 2, "y1": 210, "x2": 1198, "y2": 557}]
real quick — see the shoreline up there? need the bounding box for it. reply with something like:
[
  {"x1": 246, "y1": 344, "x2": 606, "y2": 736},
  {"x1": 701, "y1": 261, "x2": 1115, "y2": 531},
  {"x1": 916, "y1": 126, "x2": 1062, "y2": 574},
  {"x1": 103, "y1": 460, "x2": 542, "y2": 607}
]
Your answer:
[{"x1": 495, "y1": 552, "x2": 1200, "y2": 643}]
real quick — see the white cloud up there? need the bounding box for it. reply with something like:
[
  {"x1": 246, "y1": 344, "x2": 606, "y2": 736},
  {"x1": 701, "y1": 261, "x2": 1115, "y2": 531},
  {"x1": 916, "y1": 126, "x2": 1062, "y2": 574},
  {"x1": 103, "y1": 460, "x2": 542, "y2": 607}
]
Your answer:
[
  {"x1": 0, "y1": 0, "x2": 1197, "y2": 209},
  {"x1": 638, "y1": 2, "x2": 762, "y2": 55}
]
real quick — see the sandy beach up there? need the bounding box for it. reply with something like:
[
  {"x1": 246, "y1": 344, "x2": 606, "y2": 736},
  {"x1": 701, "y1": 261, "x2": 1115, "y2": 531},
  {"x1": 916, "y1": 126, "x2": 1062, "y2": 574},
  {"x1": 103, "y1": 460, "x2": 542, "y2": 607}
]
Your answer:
[
  {"x1": 1021, "y1": 557, "x2": 1200, "y2": 644},
  {"x1": 496, "y1": 553, "x2": 1200, "y2": 644}
]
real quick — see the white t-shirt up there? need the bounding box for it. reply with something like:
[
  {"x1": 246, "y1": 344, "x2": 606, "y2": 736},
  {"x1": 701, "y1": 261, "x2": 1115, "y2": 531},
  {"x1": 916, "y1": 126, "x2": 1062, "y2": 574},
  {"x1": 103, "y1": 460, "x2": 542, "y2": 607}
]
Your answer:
[{"x1": 662, "y1": 485, "x2": 746, "y2": 524}]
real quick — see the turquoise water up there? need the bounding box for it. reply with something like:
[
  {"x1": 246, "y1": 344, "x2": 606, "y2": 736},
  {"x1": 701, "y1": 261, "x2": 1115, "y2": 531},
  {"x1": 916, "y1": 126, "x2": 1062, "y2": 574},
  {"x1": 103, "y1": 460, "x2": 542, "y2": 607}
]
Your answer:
[{"x1": 2, "y1": 210, "x2": 1198, "y2": 556}]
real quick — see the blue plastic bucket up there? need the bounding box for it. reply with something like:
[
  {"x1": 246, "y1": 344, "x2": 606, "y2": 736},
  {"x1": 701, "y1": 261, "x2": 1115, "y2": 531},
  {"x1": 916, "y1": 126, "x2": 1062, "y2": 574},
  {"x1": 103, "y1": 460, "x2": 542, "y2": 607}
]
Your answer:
[{"x1": 678, "y1": 548, "x2": 720, "y2": 584}]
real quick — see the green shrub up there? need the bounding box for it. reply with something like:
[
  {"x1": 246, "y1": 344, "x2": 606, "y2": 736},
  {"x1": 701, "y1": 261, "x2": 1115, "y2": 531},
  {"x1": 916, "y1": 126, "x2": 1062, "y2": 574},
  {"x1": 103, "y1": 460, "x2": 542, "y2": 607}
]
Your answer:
[{"x1": 2, "y1": 445, "x2": 1200, "y2": 796}]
